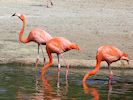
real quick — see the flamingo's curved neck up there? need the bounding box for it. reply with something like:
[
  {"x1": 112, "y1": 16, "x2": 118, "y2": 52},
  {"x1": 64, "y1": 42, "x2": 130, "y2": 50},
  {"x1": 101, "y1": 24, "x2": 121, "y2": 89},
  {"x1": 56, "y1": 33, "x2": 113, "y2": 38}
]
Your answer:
[
  {"x1": 82, "y1": 60, "x2": 101, "y2": 82},
  {"x1": 19, "y1": 19, "x2": 29, "y2": 43},
  {"x1": 41, "y1": 49, "x2": 53, "y2": 77}
]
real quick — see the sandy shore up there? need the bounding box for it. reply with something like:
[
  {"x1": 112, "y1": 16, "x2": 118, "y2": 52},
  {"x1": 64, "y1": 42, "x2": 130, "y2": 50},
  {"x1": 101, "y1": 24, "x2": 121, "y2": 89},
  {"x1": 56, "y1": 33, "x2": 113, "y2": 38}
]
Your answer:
[{"x1": 0, "y1": 0, "x2": 133, "y2": 68}]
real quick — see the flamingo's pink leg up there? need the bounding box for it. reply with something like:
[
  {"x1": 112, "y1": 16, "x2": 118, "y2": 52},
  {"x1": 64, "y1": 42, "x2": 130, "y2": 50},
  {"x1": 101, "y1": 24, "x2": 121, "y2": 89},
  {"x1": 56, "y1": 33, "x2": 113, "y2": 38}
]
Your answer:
[
  {"x1": 108, "y1": 66, "x2": 113, "y2": 80},
  {"x1": 57, "y1": 54, "x2": 61, "y2": 71}
]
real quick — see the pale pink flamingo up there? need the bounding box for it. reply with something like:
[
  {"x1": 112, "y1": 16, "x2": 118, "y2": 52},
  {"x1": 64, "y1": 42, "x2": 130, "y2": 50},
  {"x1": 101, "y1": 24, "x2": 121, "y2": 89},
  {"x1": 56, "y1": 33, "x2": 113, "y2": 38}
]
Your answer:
[
  {"x1": 82, "y1": 45, "x2": 129, "y2": 82},
  {"x1": 12, "y1": 13, "x2": 52, "y2": 64},
  {"x1": 41, "y1": 37, "x2": 80, "y2": 78}
]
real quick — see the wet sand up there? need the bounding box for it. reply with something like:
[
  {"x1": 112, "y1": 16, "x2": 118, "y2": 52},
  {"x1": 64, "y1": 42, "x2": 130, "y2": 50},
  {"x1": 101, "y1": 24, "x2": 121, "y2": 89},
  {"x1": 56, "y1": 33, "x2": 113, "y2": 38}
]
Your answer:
[{"x1": 0, "y1": 0, "x2": 133, "y2": 68}]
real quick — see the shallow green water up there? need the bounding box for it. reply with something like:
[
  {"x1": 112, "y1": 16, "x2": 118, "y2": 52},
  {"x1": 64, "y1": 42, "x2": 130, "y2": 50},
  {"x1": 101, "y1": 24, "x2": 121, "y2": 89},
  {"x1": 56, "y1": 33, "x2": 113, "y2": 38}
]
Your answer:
[{"x1": 0, "y1": 65, "x2": 133, "y2": 100}]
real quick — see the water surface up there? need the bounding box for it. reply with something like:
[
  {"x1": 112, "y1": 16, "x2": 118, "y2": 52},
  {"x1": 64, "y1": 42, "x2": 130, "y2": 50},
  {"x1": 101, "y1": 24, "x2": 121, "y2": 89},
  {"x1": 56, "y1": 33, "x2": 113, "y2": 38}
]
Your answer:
[{"x1": 0, "y1": 65, "x2": 133, "y2": 100}]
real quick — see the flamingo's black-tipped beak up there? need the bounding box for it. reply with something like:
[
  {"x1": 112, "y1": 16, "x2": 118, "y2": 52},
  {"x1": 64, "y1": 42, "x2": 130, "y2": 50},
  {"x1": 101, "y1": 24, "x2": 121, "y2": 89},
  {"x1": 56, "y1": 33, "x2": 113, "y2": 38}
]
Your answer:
[{"x1": 11, "y1": 13, "x2": 16, "y2": 17}]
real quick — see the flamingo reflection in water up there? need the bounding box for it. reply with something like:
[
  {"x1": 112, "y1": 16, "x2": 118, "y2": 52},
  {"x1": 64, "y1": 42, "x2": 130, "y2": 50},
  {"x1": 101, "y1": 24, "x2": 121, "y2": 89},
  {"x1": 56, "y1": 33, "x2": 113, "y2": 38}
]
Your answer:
[
  {"x1": 40, "y1": 75, "x2": 68, "y2": 99},
  {"x1": 82, "y1": 81, "x2": 99, "y2": 100},
  {"x1": 16, "y1": 68, "x2": 67, "y2": 99},
  {"x1": 56, "y1": 68, "x2": 69, "y2": 95},
  {"x1": 82, "y1": 79, "x2": 112, "y2": 100},
  {"x1": 29, "y1": 74, "x2": 62, "y2": 100},
  {"x1": 31, "y1": 76, "x2": 54, "y2": 100},
  {"x1": 35, "y1": 65, "x2": 69, "y2": 99}
]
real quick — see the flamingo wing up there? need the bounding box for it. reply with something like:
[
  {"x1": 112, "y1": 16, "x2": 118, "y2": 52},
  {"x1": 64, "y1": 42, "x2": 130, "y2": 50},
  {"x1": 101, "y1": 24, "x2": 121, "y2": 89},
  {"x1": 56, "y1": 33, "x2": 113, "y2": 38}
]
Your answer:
[
  {"x1": 46, "y1": 37, "x2": 72, "y2": 54},
  {"x1": 102, "y1": 46, "x2": 122, "y2": 63},
  {"x1": 29, "y1": 28, "x2": 52, "y2": 44}
]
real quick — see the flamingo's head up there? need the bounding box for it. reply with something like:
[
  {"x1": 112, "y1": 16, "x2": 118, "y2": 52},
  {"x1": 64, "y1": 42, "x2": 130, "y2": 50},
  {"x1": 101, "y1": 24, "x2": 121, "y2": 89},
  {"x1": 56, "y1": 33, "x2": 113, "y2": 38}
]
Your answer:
[
  {"x1": 12, "y1": 13, "x2": 25, "y2": 21},
  {"x1": 70, "y1": 44, "x2": 80, "y2": 50},
  {"x1": 121, "y1": 53, "x2": 129, "y2": 64}
]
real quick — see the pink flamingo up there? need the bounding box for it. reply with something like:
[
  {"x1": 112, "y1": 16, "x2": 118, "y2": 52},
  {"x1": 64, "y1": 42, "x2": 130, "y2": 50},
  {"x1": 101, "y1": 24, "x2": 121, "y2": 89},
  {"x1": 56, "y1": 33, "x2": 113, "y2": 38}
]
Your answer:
[
  {"x1": 12, "y1": 13, "x2": 52, "y2": 63},
  {"x1": 82, "y1": 45, "x2": 129, "y2": 82},
  {"x1": 41, "y1": 37, "x2": 80, "y2": 78}
]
